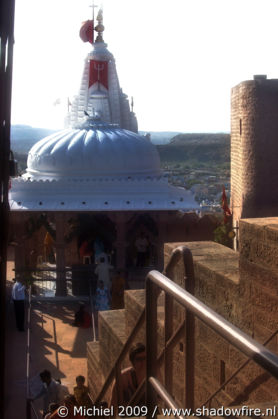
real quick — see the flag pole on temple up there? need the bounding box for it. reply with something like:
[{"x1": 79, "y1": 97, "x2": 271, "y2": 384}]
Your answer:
[{"x1": 89, "y1": 0, "x2": 98, "y2": 44}]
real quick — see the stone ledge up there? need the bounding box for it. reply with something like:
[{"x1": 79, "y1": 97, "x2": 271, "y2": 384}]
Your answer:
[
  {"x1": 99, "y1": 309, "x2": 128, "y2": 378},
  {"x1": 125, "y1": 290, "x2": 145, "y2": 337},
  {"x1": 87, "y1": 341, "x2": 105, "y2": 400},
  {"x1": 164, "y1": 241, "x2": 239, "y2": 286},
  {"x1": 240, "y1": 217, "x2": 278, "y2": 270}
]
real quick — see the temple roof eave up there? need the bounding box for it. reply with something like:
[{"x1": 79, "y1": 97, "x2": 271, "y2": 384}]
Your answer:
[{"x1": 9, "y1": 179, "x2": 198, "y2": 212}]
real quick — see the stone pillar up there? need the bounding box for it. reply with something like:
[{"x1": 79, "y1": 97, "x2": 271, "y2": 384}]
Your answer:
[
  {"x1": 115, "y1": 213, "x2": 126, "y2": 270},
  {"x1": 14, "y1": 213, "x2": 27, "y2": 276},
  {"x1": 55, "y1": 213, "x2": 67, "y2": 296},
  {"x1": 157, "y1": 212, "x2": 168, "y2": 272}
]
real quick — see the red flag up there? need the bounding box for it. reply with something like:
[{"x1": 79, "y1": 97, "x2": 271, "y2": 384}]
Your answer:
[
  {"x1": 89, "y1": 60, "x2": 108, "y2": 90},
  {"x1": 79, "y1": 20, "x2": 94, "y2": 44},
  {"x1": 221, "y1": 186, "x2": 231, "y2": 224}
]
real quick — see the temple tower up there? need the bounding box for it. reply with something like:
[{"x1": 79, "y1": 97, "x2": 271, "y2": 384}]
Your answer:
[
  {"x1": 231, "y1": 75, "x2": 278, "y2": 228},
  {"x1": 67, "y1": 9, "x2": 138, "y2": 132}
]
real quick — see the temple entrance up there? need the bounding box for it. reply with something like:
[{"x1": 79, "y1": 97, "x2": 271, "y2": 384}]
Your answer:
[
  {"x1": 66, "y1": 214, "x2": 116, "y2": 295},
  {"x1": 66, "y1": 213, "x2": 116, "y2": 265},
  {"x1": 126, "y1": 213, "x2": 158, "y2": 268},
  {"x1": 13, "y1": 212, "x2": 118, "y2": 297}
]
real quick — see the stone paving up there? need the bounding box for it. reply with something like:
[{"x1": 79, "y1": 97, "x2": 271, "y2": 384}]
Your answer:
[{"x1": 4, "y1": 249, "x2": 93, "y2": 419}]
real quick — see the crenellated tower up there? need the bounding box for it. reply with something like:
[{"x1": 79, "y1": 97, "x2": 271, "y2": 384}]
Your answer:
[
  {"x1": 231, "y1": 75, "x2": 278, "y2": 229},
  {"x1": 67, "y1": 9, "x2": 138, "y2": 132}
]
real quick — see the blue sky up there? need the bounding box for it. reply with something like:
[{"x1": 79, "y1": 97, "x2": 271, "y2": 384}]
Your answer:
[{"x1": 11, "y1": 0, "x2": 278, "y2": 132}]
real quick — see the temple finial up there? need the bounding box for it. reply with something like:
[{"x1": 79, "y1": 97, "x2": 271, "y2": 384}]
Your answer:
[{"x1": 94, "y1": 8, "x2": 105, "y2": 43}]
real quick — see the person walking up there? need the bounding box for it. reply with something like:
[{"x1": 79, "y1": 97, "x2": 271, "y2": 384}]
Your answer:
[
  {"x1": 94, "y1": 255, "x2": 113, "y2": 291},
  {"x1": 30, "y1": 370, "x2": 68, "y2": 417},
  {"x1": 73, "y1": 375, "x2": 92, "y2": 408},
  {"x1": 11, "y1": 277, "x2": 26, "y2": 331}
]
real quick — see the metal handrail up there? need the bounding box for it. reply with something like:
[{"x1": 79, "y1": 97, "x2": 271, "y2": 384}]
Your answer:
[
  {"x1": 94, "y1": 307, "x2": 145, "y2": 405},
  {"x1": 26, "y1": 288, "x2": 31, "y2": 399},
  {"x1": 202, "y1": 328, "x2": 278, "y2": 408},
  {"x1": 149, "y1": 377, "x2": 185, "y2": 419},
  {"x1": 26, "y1": 288, "x2": 40, "y2": 419},
  {"x1": 145, "y1": 268, "x2": 278, "y2": 418},
  {"x1": 147, "y1": 270, "x2": 278, "y2": 377},
  {"x1": 89, "y1": 278, "x2": 97, "y2": 342},
  {"x1": 164, "y1": 246, "x2": 195, "y2": 408}
]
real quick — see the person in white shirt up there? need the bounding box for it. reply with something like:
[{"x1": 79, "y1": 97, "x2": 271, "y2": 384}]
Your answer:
[
  {"x1": 12, "y1": 278, "x2": 26, "y2": 331},
  {"x1": 94, "y1": 255, "x2": 113, "y2": 291},
  {"x1": 30, "y1": 370, "x2": 67, "y2": 417}
]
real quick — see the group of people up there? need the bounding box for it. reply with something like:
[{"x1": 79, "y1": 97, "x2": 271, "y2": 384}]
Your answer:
[
  {"x1": 29, "y1": 370, "x2": 91, "y2": 418},
  {"x1": 94, "y1": 255, "x2": 126, "y2": 311},
  {"x1": 30, "y1": 342, "x2": 146, "y2": 418},
  {"x1": 11, "y1": 260, "x2": 126, "y2": 334}
]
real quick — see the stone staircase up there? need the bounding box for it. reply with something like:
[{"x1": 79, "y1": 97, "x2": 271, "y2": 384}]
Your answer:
[
  {"x1": 87, "y1": 289, "x2": 146, "y2": 402},
  {"x1": 87, "y1": 288, "x2": 167, "y2": 404},
  {"x1": 87, "y1": 218, "x2": 278, "y2": 411}
]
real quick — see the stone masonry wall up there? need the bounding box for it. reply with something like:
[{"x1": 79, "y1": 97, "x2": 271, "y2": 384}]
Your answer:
[{"x1": 164, "y1": 230, "x2": 278, "y2": 408}]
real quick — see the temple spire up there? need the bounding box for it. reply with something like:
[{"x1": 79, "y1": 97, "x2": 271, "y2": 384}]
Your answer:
[{"x1": 94, "y1": 8, "x2": 105, "y2": 43}]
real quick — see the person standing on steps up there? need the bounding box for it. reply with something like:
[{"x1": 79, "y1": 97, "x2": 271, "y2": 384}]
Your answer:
[
  {"x1": 94, "y1": 255, "x2": 113, "y2": 292},
  {"x1": 11, "y1": 277, "x2": 26, "y2": 331},
  {"x1": 110, "y1": 343, "x2": 146, "y2": 411}
]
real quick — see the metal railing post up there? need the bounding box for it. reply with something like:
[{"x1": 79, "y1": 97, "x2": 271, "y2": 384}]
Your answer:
[
  {"x1": 26, "y1": 398, "x2": 31, "y2": 419},
  {"x1": 164, "y1": 292, "x2": 173, "y2": 396},
  {"x1": 183, "y1": 248, "x2": 195, "y2": 410},
  {"x1": 26, "y1": 288, "x2": 31, "y2": 419},
  {"x1": 165, "y1": 246, "x2": 195, "y2": 409},
  {"x1": 146, "y1": 276, "x2": 158, "y2": 419}
]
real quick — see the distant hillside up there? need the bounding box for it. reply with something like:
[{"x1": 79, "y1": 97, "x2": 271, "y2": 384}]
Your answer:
[
  {"x1": 157, "y1": 133, "x2": 230, "y2": 167},
  {"x1": 11, "y1": 126, "x2": 176, "y2": 153},
  {"x1": 11, "y1": 127, "x2": 231, "y2": 173},
  {"x1": 139, "y1": 131, "x2": 181, "y2": 145},
  {"x1": 11, "y1": 125, "x2": 57, "y2": 153}
]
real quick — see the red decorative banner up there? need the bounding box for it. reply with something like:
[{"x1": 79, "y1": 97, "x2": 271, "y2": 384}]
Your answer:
[
  {"x1": 79, "y1": 20, "x2": 94, "y2": 44},
  {"x1": 221, "y1": 185, "x2": 232, "y2": 224},
  {"x1": 89, "y1": 60, "x2": 108, "y2": 90}
]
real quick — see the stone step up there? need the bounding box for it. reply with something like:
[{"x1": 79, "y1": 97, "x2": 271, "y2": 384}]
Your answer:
[
  {"x1": 98, "y1": 309, "x2": 129, "y2": 378},
  {"x1": 87, "y1": 341, "x2": 105, "y2": 401},
  {"x1": 125, "y1": 289, "x2": 145, "y2": 337},
  {"x1": 124, "y1": 289, "x2": 171, "y2": 357}
]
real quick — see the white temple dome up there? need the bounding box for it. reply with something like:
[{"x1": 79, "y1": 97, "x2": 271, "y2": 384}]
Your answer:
[
  {"x1": 26, "y1": 119, "x2": 161, "y2": 180},
  {"x1": 10, "y1": 118, "x2": 197, "y2": 211}
]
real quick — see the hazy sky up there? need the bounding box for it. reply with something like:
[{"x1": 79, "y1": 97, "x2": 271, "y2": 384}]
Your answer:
[{"x1": 11, "y1": 0, "x2": 278, "y2": 132}]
